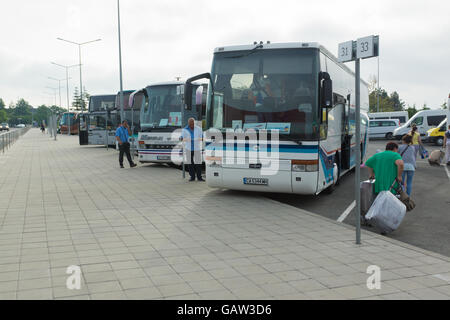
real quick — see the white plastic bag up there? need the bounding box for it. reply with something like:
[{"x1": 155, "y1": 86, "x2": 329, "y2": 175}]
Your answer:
[{"x1": 365, "y1": 191, "x2": 406, "y2": 233}]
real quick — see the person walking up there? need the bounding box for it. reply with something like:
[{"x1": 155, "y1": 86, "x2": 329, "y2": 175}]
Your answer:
[
  {"x1": 398, "y1": 135, "x2": 416, "y2": 196},
  {"x1": 444, "y1": 124, "x2": 450, "y2": 166},
  {"x1": 41, "y1": 122, "x2": 45, "y2": 134},
  {"x1": 408, "y1": 124, "x2": 423, "y2": 158},
  {"x1": 115, "y1": 120, "x2": 137, "y2": 169},
  {"x1": 365, "y1": 142, "x2": 404, "y2": 195},
  {"x1": 182, "y1": 118, "x2": 204, "y2": 181}
]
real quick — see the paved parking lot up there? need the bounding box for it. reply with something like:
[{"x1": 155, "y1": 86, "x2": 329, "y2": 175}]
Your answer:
[
  {"x1": 268, "y1": 140, "x2": 450, "y2": 257},
  {"x1": 0, "y1": 129, "x2": 450, "y2": 300}
]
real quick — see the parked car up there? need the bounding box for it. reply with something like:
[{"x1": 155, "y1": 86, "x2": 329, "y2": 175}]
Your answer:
[
  {"x1": 368, "y1": 119, "x2": 400, "y2": 139},
  {"x1": 16, "y1": 124, "x2": 26, "y2": 128},
  {"x1": 426, "y1": 118, "x2": 447, "y2": 146},
  {"x1": 0, "y1": 123, "x2": 9, "y2": 131}
]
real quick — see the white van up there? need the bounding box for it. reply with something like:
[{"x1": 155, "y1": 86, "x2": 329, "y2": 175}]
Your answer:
[
  {"x1": 393, "y1": 109, "x2": 447, "y2": 139},
  {"x1": 369, "y1": 111, "x2": 409, "y2": 125},
  {"x1": 369, "y1": 119, "x2": 400, "y2": 139}
]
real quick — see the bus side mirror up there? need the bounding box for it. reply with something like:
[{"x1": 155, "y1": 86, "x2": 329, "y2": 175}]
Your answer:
[
  {"x1": 184, "y1": 83, "x2": 194, "y2": 110},
  {"x1": 184, "y1": 73, "x2": 211, "y2": 110},
  {"x1": 129, "y1": 89, "x2": 144, "y2": 109},
  {"x1": 320, "y1": 72, "x2": 333, "y2": 108}
]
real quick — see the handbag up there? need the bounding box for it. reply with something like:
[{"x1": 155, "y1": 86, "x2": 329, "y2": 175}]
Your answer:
[{"x1": 389, "y1": 179, "x2": 416, "y2": 212}]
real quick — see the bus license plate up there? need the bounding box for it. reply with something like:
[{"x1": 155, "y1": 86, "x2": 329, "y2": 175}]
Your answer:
[
  {"x1": 157, "y1": 156, "x2": 171, "y2": 161},
  {"x1": 243, "y1": 178, "x2": 268, "y2": 186}
]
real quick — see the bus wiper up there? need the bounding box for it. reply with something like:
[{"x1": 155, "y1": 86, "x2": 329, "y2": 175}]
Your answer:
[
  {"x1": 225, "y1": 44, "x2": 263, "y2": 59},
  {"x1": 276, "y1": 134, "x2": 303, "y2": 145}
]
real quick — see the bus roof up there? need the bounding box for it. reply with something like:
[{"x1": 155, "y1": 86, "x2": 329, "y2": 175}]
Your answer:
[
  {"x1": 213, "y1": 42, "x2": 368, "y2": 86},
  {"x1": 146, "y1": 81, "x2": 184, "y2": 88}
]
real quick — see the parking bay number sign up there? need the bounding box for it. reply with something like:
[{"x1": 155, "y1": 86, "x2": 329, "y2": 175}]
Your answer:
[
  {"x1": 338, "y1": 41, "x2": 354, "y2": 62},
  {"x1": 357, "y1": 36, "x2": 375, "y2": 59},
  {"x1": 338, "y1": 35, "x2": 379, "y2": 62}
]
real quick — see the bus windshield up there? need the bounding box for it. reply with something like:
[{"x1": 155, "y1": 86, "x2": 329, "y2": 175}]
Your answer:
[
  {"x1": 59, "y1": 113, "x2": 75, "y2": 126},
  {"x1": 140, "y1": 85, "x2": 183, "y2": 129},
  {"x1": 207, "y1": 48, "x2": 319, "y2": 140},
  {"x1": 89, "y1": 95, "x2": 116, "y2": 112}
]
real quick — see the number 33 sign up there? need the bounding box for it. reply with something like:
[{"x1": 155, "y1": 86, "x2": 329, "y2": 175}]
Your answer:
[{"x1": 357, "y1": 36, "x2": 377, "y2": 59}]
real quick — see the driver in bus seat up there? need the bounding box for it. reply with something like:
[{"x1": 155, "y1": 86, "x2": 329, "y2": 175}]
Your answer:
[{"x1": 248, "y1": 74, "x2": 274, "y2": 107}]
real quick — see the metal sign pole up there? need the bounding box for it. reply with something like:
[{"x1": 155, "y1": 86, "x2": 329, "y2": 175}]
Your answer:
[
  {"x1": 54, "y1": 114, "x2": 57, "y2": 141},
  {"x1": 338, "y1": 35, "x2": 379, "y2": 246},
  {"x1": 182, "y1": 145, "x2": 186, "y2": 179},
  {"x1": 355, "y1": 58, "x2": 361, "y2": 245},
  {"x1": 131, "y1": 105, "x2": 135, "y2": 160},
  {"x1": 106, "y1": 110, "x2": 109, "y2": 151}
]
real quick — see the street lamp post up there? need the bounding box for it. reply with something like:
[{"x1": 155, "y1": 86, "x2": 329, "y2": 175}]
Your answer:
[
  {"x1": 117, "y1": 0, "x2": 125, "y2": 123},
  {"x1": 56, "y1": 37, "x2": 102, "y2": 113},
  {"x1": 49, "y1": 76, "x2": 71, "y2": 135},
  {"x1": 48, "y1": 77, "x2": 71, "y2": 110},
  {"x1": 45, "y1": 86, "x2": 58, "y2": 106},
  {"x1": 51, "y1": 62, "x2": 79, "y2": 135}
]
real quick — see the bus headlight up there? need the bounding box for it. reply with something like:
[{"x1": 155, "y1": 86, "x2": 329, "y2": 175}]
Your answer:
[
  {"x1": 292, "y1": 160, "x2": 318, "y2": 172},
  {"x1": 305, "y1": 164, "x2": 319, "y2": 172}
]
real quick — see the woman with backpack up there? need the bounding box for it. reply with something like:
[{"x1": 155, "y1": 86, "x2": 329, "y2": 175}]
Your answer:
[
  {"x1": 444, "y1": 124, "x2": 450, "y2": 166},
  {"x1": 398, "y1": 135, "x2": 416, "y2": 196}
]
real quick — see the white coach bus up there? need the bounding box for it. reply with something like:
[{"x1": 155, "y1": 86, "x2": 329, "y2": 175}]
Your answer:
[
  {"x1": 129, "y1": 81, "x2": 206, "y2": 164},
  {"x1": 185, "y1": 42, "x2": 369, "y2": 195}
]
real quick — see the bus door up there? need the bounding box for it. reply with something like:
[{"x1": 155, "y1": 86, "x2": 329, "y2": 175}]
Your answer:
[
  {"x1": 340, "y1": 94, "x2": 352, "y2": 170},
  {"x1": 79, "y1": 113, "x2": 88, "y2": 145}
]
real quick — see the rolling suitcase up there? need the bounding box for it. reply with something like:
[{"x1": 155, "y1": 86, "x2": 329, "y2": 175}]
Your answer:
[{"x1": 360, "y1": 179, "x2": 375, "y2": 216}]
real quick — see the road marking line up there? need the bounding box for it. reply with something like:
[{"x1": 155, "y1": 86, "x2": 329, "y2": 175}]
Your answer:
[
  {"x1": 433, "y1": 274, "x2": 450, "y2": 283},
  {"x1": 337, "y1": 200, "x2": 356, "y2": 223}
]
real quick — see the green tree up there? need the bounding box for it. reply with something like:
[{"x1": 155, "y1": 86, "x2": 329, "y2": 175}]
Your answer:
[
  {"x1": 0, "y1": 98, "x2": 5, "y2": 110},
  {"x1": 441, "y1": 102, "x2": 448, "y2": 109},
  {"x1": 369, "y1": 88, "x2": 392, "y2": 112},
  {"x1": 72, "y1": 86, "x2": 90, "y2": 111},
  {"x1": 421, "y1": 103, "x2": 430, "y2": 111},
  {"x1": 0, "y1": 109, "x2": 7, "y2": 122},
  {"x1": 406, "y1": 104, "x2": 418, "y2": 119},
  {"x1": 7, "y1": 98, "x2": 33, "y2": 125},
  {"x1": 82, "y1": 87, "x2": 90, "y2": 111},
  {"x1": 389, "y1": 91, "x2": 405, "y2": 111},
  {"x1": 72, "y1": 87, "x2": 82, "y2": 111}
]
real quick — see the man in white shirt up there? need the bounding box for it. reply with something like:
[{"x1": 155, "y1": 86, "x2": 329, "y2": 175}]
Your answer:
[{"x1": 182, "y1": 118, "x2": 204, "y2": 181}]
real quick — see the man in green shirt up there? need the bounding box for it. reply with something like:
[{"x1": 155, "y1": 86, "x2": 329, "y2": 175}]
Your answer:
[{"x1": 365, "y1": 142, "x2": 404, "y2": 194}]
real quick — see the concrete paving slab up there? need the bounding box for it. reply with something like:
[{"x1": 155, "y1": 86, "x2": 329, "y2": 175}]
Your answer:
[{"x1": 1, "y1": 129, "x2": 450, "y2": 300}]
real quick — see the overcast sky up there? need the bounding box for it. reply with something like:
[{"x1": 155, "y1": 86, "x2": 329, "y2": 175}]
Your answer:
[{"x1": 0, "y1": 0, "x2": 449, "y2": 109}]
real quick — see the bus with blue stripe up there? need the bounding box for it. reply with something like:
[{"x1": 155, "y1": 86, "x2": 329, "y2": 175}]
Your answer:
[{"x1": 185, "y1": 42, "x2": 369, "y2": 195}]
